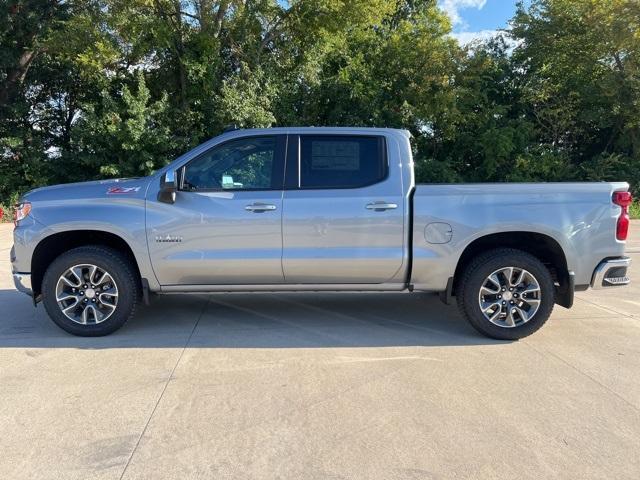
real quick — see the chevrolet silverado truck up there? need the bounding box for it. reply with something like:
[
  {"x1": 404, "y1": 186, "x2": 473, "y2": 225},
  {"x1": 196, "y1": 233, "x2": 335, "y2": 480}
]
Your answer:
[{"x1": 10, "y1": 127, "x2": 633, "y2": 339}]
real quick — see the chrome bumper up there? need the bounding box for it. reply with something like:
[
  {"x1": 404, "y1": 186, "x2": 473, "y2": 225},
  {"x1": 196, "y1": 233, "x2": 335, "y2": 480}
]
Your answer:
[
  {"x1": 13, "y1": 272, "x2": 33, "y2": 297},
  {"x1": 591, "y1": 257, "x2": 631, "y2": 289}
]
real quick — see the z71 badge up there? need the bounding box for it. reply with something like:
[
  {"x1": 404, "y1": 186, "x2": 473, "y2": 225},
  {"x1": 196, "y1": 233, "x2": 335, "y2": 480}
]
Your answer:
[{"x1": 107, "y1": 186, "x2": 141, "y2": 194}]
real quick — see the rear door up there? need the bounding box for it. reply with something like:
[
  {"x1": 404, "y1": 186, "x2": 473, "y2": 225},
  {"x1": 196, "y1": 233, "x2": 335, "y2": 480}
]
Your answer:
[{"x1": 282, "y1": 134, "x2": 405, "y2": 284}]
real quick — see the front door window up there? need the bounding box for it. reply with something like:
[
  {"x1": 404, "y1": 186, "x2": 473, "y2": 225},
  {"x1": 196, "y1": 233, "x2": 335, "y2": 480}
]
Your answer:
[{"x1": 182, "y1": 136, "x2": 278, "y2": 191}]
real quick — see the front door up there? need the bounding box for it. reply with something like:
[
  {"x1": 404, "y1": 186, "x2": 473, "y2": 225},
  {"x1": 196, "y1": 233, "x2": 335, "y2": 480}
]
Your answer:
[{"x1": 146, "y1": 135, "x2": 286, "y2": 285}]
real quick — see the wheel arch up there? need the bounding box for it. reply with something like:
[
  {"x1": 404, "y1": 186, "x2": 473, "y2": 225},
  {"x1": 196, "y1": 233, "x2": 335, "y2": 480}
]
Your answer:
[
  {"x1": 452, "y1": 231, "x2": 573, "y2": 308},
  {"x1": 31, "y1": 230, "x2": 142, "y2": 299}
]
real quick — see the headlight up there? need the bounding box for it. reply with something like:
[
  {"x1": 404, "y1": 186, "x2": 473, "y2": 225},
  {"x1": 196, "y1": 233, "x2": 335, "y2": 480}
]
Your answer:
[{"x1": 14, "y1": 202, "x2": 32, "y2": 226}]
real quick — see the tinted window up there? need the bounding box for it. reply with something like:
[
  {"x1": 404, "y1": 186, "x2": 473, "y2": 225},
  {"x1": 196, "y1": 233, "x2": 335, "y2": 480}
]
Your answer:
[
  {"x1": 182, "y1": 136, "x2": 277, "y2": 191},
  {"x1": 299, "y1": 136, "x2": 387, "y2": 189}
]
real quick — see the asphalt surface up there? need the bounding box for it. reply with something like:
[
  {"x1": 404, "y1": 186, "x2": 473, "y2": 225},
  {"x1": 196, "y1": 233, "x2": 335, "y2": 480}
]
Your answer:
[{"x1": 0, "y1": 222, "x2": 639, "y2": 480}]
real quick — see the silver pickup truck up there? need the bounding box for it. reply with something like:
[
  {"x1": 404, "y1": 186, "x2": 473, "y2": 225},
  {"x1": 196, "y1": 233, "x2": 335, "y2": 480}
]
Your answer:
[{"x1": 11, "y1": 127, "x2": 632, "y2": 339}]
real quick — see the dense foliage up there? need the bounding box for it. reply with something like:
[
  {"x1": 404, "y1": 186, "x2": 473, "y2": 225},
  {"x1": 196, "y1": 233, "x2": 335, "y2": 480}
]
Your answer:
[{"x1": 1, "y1": 0, "x2": 639, "y2": 214}]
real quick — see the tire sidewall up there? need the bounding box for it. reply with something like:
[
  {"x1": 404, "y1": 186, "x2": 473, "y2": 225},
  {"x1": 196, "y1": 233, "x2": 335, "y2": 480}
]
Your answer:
[
  {"x1": 42, "y1": 247, "x2": 137, "y2": 336},
  {"x1": 462, "y1": 250, "x2": 555, "y2": 340}
]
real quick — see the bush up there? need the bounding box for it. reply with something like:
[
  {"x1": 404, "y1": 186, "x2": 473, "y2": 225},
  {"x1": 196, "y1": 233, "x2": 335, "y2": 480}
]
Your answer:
[
  {"x1": 0, "y1": 191, "x2": 21, "y2": 223},
  {"x1": 0, "y1": 204, "x2": 10, "y2": 223},
  {"x1": 630, "y1": 200, "x2": 640, "y2": 220}
]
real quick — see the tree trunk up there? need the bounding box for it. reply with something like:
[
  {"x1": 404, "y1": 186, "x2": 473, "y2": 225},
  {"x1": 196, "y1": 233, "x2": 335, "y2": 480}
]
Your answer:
[
  {"x1": 0, "y1": 49, "x2": 37, "y2": 107},
  {"x1": 213, "y1": 0, "x2": 229, "y2": 37}
]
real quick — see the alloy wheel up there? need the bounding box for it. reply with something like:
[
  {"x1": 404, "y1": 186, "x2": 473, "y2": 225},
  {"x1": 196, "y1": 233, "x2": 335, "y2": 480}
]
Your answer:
[
  {"x1": 55, "y1": 264, "x2": 119, "y2": 325},
  {"x1": 477, "y1": 266, "x2": 541, "y2": 328}
]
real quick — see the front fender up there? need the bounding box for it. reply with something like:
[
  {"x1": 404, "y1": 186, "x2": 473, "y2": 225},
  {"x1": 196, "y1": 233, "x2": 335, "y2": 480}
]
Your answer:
[{"x1": 21, "y1": 197, "x2": 159, "y2": 291}]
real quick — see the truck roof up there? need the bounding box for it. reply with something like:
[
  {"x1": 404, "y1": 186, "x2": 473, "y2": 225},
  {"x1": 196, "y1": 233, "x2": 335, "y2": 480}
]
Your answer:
[{"x1": 218, "y1": 126, "x2": 411, "y2": 137}]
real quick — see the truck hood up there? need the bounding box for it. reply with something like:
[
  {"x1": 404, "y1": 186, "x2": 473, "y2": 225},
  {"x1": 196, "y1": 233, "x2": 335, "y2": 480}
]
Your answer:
[{"x1": 23, "y1": 177, "x2": 152, "y2": 202}]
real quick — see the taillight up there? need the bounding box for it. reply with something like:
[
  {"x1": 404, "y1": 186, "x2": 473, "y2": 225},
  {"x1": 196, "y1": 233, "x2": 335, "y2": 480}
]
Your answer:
[
  {"x1": 13, "y1": 202, "x2": 32, "y2": 226},
  {"x1": 613, "y1": 191, "x2": 632, "y2": 241}
]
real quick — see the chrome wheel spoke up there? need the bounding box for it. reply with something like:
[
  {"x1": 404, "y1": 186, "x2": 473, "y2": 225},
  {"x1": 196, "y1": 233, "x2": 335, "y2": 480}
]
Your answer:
[
  {"x1": 61, "y1": 271, "x2": 81, "y2": 287},
  {"x1": 82, "y1": 305, "x2": 96, "y2": 324},
  {"x1": 62, "y1": 298, "x2": 80, "y2": 313},
  {"x1": 505, "y1": 309, "x2": 516, "y2": 327},
  {"x1": 514, "y1": 306, "x2": 529, "y2": 322},
  {"x1": 94, "y1": 271, "x2": 112, "y2": 287},
  {"x1": 88, "y1": 265, "x2": 98, "y2": 285},
  {"x1": 56, "y1": 293, "x2": 78, "y2": 302},
  {"x1": 504, "y1": 267, "x2": 515, "y2": 286},
  {"x1": 513, "y1": 269, "x2": 526, "y2": 287},
  {"x1": 480, "y1": 285, "x2": 499, "y2": 295},
  {"x1": 99, "y1": 292, "x2": 117, "y2": 308},
  {"x1": 100, "y1": 300, "x2": 117, "y2": 312},
  {"x1": 71, "y1": 266, "x2": 84, "y2": 285},
  {"x1": 60, "y1": 276, "x2": 77, "y2": 287},
  {"x1": 488, "y1": 273, "x2": 502, "y2": 290}
]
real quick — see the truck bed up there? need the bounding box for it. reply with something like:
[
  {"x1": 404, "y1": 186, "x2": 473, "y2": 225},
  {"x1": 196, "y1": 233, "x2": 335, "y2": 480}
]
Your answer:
[{"x1": 410, "y1": 182, "x2": 628, "y2": 291}]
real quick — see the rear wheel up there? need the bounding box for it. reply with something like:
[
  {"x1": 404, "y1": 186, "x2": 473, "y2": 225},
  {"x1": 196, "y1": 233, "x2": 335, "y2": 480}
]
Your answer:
[
  {"x1": 42, "y1": 246, "x2": 139, "y2": 336},
  {"x1": 457, "y1": 248, "x2": 555, "y2": 340}
]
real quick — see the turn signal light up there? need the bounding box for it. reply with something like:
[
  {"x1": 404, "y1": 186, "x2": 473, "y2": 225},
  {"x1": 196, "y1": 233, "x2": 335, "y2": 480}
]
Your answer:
[{"x1": 14, "y1": 202, "x2": 32, "y2": 226}]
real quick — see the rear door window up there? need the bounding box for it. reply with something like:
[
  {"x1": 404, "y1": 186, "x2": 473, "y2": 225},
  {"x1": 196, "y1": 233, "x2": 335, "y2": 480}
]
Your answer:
[{"x1": 298, "y1": 136, "x2": 387, "y2": 189}]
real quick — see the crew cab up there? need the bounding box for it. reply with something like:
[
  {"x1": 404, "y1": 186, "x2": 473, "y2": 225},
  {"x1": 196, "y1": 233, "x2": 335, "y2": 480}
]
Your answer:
[{"x1": 10, "y1": 127, "x2": 632, "y2": 339}]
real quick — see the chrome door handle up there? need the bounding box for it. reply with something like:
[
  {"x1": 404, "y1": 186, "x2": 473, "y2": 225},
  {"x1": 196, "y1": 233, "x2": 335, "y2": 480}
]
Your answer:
[
  {"x1": 245, "y1": 203, "x2": 277, "y2": 212},
  {"x1": 366, "y1": 202, "x2": 398, "y2": 211}
]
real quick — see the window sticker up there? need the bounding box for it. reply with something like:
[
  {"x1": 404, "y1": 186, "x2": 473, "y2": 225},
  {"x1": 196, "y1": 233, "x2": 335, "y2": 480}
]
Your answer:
[{"x1": 310, "y1": 141, "x2": 360, "y2": 171}]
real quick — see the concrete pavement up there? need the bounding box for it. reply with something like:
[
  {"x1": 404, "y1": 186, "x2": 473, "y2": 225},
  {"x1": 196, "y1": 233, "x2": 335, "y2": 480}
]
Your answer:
[{"x1": 0, "y1": 222, "x2": 639, "y2": 480}]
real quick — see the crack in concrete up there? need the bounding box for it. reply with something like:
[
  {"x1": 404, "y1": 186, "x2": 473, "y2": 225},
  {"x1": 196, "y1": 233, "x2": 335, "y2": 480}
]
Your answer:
[{"x1": 118, "y1": 296, "x2": 210, "y2": 480}]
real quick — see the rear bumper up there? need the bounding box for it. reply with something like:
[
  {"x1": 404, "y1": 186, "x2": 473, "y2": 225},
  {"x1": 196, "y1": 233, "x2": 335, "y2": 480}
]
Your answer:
[
  {"x1": 591, "y1": 257, "x2": 631, "y2": 289},
  {"x1": 13, "y1": 272, "x2": 33, "y2": 297}
]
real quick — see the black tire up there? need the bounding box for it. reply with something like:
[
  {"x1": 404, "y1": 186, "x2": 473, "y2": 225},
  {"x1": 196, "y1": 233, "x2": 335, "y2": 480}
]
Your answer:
[
  {"x1": 42, "y1": 246, "x2": 140, "y2": 336},
  {"x1": 456, "y1": 248, "x2": 555, "y2": 340}
]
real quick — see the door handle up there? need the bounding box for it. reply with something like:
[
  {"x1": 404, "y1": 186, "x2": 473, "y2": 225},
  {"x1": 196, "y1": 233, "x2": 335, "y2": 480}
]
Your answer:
[
  {"x1": 245, "y1": 203, "x2": 277, "y2": 212},
  {"x1": 366, "y1": 202, "x2": 398, "y2": 211}
]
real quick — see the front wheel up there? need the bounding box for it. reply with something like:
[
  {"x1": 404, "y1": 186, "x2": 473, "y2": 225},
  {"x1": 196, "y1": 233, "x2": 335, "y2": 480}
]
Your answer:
[
  {"x1": 42, "y1": 246, "x2": 140, "y2": 336},
  {"x1": 456, "y1": 248, "x2": 555, "y2": 340}
]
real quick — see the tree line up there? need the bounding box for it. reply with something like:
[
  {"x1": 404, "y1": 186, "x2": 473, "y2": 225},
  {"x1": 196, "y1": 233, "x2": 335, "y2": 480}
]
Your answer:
[{"x1": 1, "y1": 0, "x2": 639, "y2": 211}]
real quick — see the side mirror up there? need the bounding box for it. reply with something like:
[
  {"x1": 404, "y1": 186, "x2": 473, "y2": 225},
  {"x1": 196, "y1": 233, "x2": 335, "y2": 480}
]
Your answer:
[{"x1": 158, "y1": 169, "x2": 177, "y2": 204}]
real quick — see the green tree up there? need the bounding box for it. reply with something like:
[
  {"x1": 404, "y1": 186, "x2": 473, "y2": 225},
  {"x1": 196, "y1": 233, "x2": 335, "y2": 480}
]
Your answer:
[
  {"x1": 1, "y1": 0, "x2": 639, "y2": 209},
  {"x1": 511, "y1": 0, "x2": 640, "y2": 191}
]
